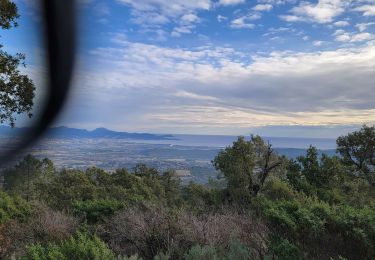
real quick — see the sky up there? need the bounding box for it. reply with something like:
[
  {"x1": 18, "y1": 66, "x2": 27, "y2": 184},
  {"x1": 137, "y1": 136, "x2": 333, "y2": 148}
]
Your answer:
[{"x1": 2, "y1": 0, "x2": 375, "y2": 138}]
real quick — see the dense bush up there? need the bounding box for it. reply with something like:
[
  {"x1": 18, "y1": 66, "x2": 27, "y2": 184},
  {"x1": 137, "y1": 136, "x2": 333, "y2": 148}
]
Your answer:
[
  {"x1": 0, "y1": 191, "x2": 31, "y2": 224},
  {"x1": 73, "y1": 199, "x2": 124, "y2": 223},
  {"x1": 184, "y1": 244, "x2": 221, "y2": 260},
  {"x1": 267, "y1": 236, "x2": 301, "y2": 260},
  {"x1": 183, "y1": 237, "x2": 251, "y2": 260},
  {"x1": 255, "y1": 196, "x2": 375, "y2": 259},
  {"x1": 24, "y1": 231, "x2": 115, "y2": 260},
  {"x1": 0, "y1": 203, "x2": 78, "y2": 258},
  {"x1": 262, "y1": 178, "x2": 295, "y2": 200}
]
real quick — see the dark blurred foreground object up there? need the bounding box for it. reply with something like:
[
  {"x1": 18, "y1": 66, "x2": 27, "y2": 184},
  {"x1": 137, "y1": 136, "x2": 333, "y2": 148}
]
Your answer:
[{"x1": 0, "y1": 0, "x2": 76, "y2": 163}]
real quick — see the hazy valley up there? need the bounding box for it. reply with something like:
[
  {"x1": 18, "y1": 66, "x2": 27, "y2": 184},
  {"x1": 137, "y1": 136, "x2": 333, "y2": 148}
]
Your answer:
[{"x1": 1, "y1": 126, "x2": 336, "y2": 184}]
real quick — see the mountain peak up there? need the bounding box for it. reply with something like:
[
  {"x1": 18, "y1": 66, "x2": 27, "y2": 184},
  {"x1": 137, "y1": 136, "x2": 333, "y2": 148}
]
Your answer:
[
  {"x1": 0, "y1": 125, "x2": 177, "y2": 141},
  {"x1": 92, "y1": 127, "x2": 111, "y2": 132}
]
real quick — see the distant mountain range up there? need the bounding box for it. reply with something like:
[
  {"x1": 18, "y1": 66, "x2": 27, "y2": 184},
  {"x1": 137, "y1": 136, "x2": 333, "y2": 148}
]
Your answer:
[
  {"x1": 0, "y1": 125, "x2": 337, "y2": 150},
  {"x1": 0, "y1": 125, "x2": 177, "y2": 141}
]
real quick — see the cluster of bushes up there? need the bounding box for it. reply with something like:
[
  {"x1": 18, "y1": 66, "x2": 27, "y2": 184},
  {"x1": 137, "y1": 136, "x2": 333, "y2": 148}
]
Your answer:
[{"x1": 0, "y1": 126, "x2": 375, "y2": 259}]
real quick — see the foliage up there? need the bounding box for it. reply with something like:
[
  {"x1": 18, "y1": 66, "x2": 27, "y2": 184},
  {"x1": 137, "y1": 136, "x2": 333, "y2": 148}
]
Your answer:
[
  {"x1": 73, "y1": 199, "x2": 124, "y2": 223},
  {"x1": 184, "y1": 244, "x2": 221, "y2": 260},
  {"x1": 255, "y1": 196, "x2": 375, "y2": 259},
  {"x1": 227, "y1": 236, "x2": 251, "y2": 260},
  {"x1": 213, "y1": 136, "x2": 282, "y2": 203},
  {"x1": 0, "y1": 0, "x2": 19, "y2": 29},
  {"x1": 154, "y1": 251, "x2": 169, "y2": 260},
  {"x1": 182, "y1": 182, "x2": 223, "y2": 212},
  {"x1": 3, "y1": 155, "x2": 54, "y2": 200},
  {"x1": 184, "y1": 237, "x2": 251, "y2": 260},
  {"x1": 337, "y1": 125, "x2": 375, "y2": 186},
  {"x1": 262, "y1": 178, "x2": 295, "y2": 200},
  {"x1": 122, "y1": 254, "x2": 143, "y2": 260},
  {"x1": 0, "y1": 191, "x2": 31, "y2": 224},
  {"x1": 0, "y1": 203, "x2": 78, "y2": 258},
  {"x1": 0, "y1": 0, "x2": 35, "y2": 126},
  {"x1": 24, "y1": 231, "x2": 115, "y2": 260},
  {"x1": 267, "y1": 236, "x2": 301, "y2": 260}
]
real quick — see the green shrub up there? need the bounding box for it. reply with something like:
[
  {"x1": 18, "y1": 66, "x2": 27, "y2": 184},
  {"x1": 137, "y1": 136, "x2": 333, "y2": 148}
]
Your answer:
[
  {"x1": 24, "y1": 231, "x2": 115, "y2": 260},
  {"x1": 316, "y1": 188, "x2": 344, "y2": 204},
  {"x1": 227, "y1": 236, "x2": 251, "y2": 260},
  {"x1": 268, "y1": 236, "x2": 301, "y2": 260},
  {"x1": 331, "y1": 206, "x2": 375, "y2": 258},
  {"x1": 154, "y1": 251, "x2": 169, "y2": 260},
  {"x1": 183, "y1": 238, "x2": 251, "y2": 260},
  {"x1": 184, "y1": 245, "x2": 222, "y2": 260},
  {"x1": 39, "y1": 169, "x2": 98, "y2": 210},
  {"x1": 262, "y1": 179, "x2": 295, "y2": 200},
  {"x1": 262, "y1": 201, "x2": 297, "y2": 234},
  {"x1": 0, "y1": 192, "x2": 31, "y2": 224},
  {"x1": 182, "y1": 182, "x2": 223, "y2": 212},
  {"x1": 122, "y1": 254, "x2": 143, "y2": 260},
  {"x1": 256, "y1": 194, "x2": 375, "y2": 259},
  {"x1": 73, "y1": 199, "x2": 124, "y2": 223}
]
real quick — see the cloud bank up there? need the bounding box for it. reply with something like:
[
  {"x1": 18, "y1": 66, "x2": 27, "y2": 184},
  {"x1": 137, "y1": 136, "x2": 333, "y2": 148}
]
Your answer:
[{"x1": 62, "y1": 37, "x2": 375, "y2": 134}]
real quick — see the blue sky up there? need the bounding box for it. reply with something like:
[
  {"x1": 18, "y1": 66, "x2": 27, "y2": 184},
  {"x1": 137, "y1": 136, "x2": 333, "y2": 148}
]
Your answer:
[{"x1": 3, "y1": 0, "x2": 375, "y2": 137}]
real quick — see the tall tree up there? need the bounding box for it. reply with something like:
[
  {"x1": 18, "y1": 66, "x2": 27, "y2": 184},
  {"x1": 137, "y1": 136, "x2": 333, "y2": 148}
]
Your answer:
[
  {"x1": 0, "y1": 0, "x2": 35, "y2": 126},
  {"x1": 336, "y1": 125, "x2": 375, "y2": 187},
  {"x1": 213, "y1": 135, "x2": 282, "y2": 201},
  {"x1": 3, "y1": 154, "x2": 53, "y2": 199},
  {"x1": 251, "y1": 135, "x2": 282, "y2": 195},
  {"x1": 295, "y1": 146, "x2": 342, "y2": 189}
]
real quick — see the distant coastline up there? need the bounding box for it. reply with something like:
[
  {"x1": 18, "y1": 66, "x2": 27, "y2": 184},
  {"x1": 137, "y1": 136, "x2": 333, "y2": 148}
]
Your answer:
[{"x1": 0, "y1": 125, "x2": 336, "y2": 149}]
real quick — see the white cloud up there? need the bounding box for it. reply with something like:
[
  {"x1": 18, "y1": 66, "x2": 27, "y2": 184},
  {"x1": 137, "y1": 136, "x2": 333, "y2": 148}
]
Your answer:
[
  {"x1": 169, "y1": 12, "x2": 201, "y2": 37},
  {"x1": 335, "y1": 32, "x2": 351, "y2": 42},
  {"x1": 252, "y1": 4, "x2": 273, "y2": 11},
  {"x1": 257, "y1": 0, "x2": 295, "y2": 4},
  {"x1": 334, "y1": 20, "x2": 350, "y2": 27},
  {"x1": 217, "y1": 15, "x2": 227, "y2": 22},
  {"x1": 148, "y1": 28, "x2": 168, "y2": 41},
  {"x1": 267, "y1": 27, "x2": 296, "y2": 33},
  {"x1": 117, "y1": 0, "x2": 210, "y2": 29},
  {"x1": 230, "y1": 16, "x2": 256, "y2": 29},
  {"x1": 171, "y1": 25, "x2": 195, "y2": 37},
  {"x1": 313, "y1": 40, "x2": 324, "y2": 46},
  {"x1": 174, "y1": 91, "x2": 218, "y2": 101},
  {"x1": 279, "y1": 15, "x2": 302, "y2": 22},
  {"x1": 334, "y1": 29, "x2": 375, "y2": 42},
  {"x1": 248, "y1": 13, "x2": 262, "y2": 20},
  {"x1": 130, "y1": 11, "x2": 170, "y2": 25},
  {"x1": 118, "y1": 0, "x2": 211, "y2": 15},
  {"x1": 354, "y1": 5, "x2": 375, "y2": 16},
  {"x1": 181, "y1": 13, "x2": 200, "y2": 24},
  {"x1": 356, "y1": 22, "x2": 375, "y2": 32},
  {"x1": 73, "y1": 40, "x2": 375, "y2": 131},
  {"x1": 280, "y1": 0, "x2": 349, "y2": 24},
  {"x1": 218, "y1": 0, "x2": 245, "y2": 6},
  {"x1": 303, "y1": 35, "x2": 310, "y2": 41},
  {"x1": 351, "y1": 32, "x2": 375, "y2": 42},
  {"x1": 333, "y1": 29, "x2": 346, "y2": 36}
]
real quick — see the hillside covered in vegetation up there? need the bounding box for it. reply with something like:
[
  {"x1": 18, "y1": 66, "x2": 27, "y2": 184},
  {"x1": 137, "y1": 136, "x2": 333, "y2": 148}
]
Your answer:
[{"x1": 0, "y1": 126, "x2": 375, "y2": 259}]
